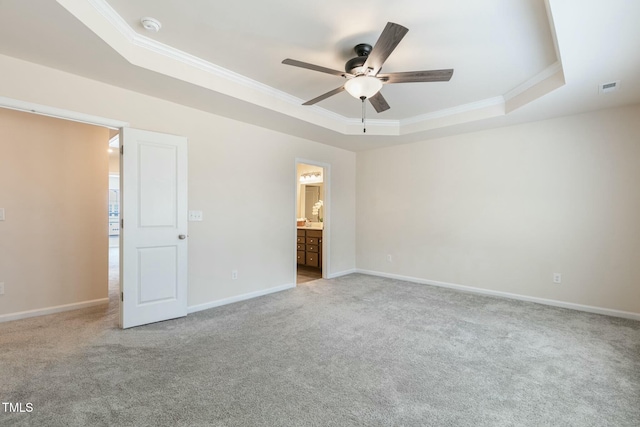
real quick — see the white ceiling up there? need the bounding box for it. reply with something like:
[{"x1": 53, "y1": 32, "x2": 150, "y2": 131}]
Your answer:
[
  {"x1": 0, "y1": 0, "x2": 638, "y2": 151},
  {"x1": 106, "y1": 0, "x2": 557, "y2": 119}
]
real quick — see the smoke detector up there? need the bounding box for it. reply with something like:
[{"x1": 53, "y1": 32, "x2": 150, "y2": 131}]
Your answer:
[
  {"x1": 599, "y1": 80, "x2": 620, "y2": 94},
  {"x1": 140, "y1": 17, "x2": 162, "y2": 32}
]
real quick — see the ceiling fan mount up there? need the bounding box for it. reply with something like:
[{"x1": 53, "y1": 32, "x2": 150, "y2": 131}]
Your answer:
[
  {"x1": 345, "y1": 43, "x2": 373, "y2": 74},
  {"x1": 282, "y1": 22, "x2": 454, "y2": 115}
]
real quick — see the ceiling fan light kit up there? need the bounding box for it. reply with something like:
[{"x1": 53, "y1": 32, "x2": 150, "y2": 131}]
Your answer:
[
  {"x1": 282, "y1": 22, "x2": 454, "y2": 133},
  {"x1": 344, "y1": 76, "x2": 383, "y2": 99}
]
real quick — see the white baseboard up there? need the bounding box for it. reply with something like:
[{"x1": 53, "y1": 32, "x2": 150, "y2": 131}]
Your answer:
[
  {"x1": 326, "y1": 268, "x2": 357, "y2": 279},
  {"x1": 0, "y1": 298, "x2": 109, "y2": 323},
  {"x1": 356, "y1": 269, "x2": 640, "y2": 321},
  {"x1": 188, "y1": 283, "x2": 295, "y2": 314}
]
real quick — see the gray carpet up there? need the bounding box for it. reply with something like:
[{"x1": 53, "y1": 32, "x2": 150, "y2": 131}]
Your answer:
[{"x1": 1, "y1": 273, "x2": 639, "y2": 426}]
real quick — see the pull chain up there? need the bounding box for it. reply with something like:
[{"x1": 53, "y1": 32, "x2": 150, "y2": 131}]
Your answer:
[{"x1": 360, "y1": 96, "x2": 366, "y2": 133}]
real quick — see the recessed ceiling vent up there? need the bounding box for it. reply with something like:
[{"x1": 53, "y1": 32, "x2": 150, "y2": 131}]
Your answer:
[{"x1": 599, "y1": 80, "x2": 620, "y2": 94}]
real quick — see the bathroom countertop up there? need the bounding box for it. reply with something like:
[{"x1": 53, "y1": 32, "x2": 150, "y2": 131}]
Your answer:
[{"x1": 297, "y1": 224, "x2": 323, "y2": 230}]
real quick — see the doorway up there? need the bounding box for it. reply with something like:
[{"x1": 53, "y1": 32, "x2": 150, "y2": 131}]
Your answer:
[
  {"x1": 0, "y1": 106, "x2": 118, "y2": 323},
  {"x1": 2, "y1": 100, "x2": 189, "y2": 329},
  {"x1": 295, "y1": 161, "x2": 328, "y2": 285}
]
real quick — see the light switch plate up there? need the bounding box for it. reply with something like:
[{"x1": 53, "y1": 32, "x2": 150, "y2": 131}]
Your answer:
[
  {"x1": 188, "y1": 210, "x2": 203, "y2": 221},
  {"x1": 0, "y1": 208, "x2": 4, "y2": 221},
  {"x1": 0, "y1": 283, "x2": 4, "y2": 295}
]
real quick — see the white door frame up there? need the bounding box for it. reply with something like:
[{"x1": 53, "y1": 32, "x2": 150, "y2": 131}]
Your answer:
[{"x1": 294, "y1": 158, "x2": 331, "y2": 284}]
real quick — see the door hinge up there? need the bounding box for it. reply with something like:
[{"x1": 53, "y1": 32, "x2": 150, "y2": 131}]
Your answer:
[
  {"x1": 121, "y1": 292, "x2": 123, "y2": 302},
  {"x1": 120, "y1": 145, "x2": 124, "y2": 155},
  {"x1": 120, "y1": 218, "x2": 123, "y2": 229}
]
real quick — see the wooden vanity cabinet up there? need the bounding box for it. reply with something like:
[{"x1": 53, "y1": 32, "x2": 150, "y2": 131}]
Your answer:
[{"x1": 297, "y1": 229, "x2": 322, "y2": 270}]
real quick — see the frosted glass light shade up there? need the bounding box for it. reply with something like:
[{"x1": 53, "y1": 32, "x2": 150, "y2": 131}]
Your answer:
[{"x1": 344, "y1": 76, "x2": 383, "y2": 99}]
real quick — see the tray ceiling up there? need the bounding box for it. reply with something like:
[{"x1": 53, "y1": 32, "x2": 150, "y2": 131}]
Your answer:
[{"x1": 0, "y1": 0, "x2": 638, "y2": 151}]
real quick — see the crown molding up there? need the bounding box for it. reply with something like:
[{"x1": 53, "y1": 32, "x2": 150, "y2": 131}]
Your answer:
[
  {"x1": 400, "y1": 96, "x2": 505, "y2": 126},
  {"x1": 86, "y1": 0, "x2": 304, "y2": 107},
  {"x1": 59, "y1": 0, "x2": 564, "y2": 137},
  {"x1": 345, "y1": 118, "x2": 400, "y2": 127},
  {"x1": 86, "y1": 0, "x2": 133, "y2": 41},
  {"x1": 503, "y1": 61, "x2": 562, "y2": 101}
]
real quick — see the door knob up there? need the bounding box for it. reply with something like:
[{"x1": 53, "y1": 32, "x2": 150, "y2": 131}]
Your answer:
[{"x1": 178, "y1": 234, "x2": 187, "y2": 240}]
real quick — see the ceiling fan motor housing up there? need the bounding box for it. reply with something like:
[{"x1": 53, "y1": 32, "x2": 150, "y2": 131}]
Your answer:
[{"x1": 345, "y1": 43, "x2": 373, "y2": 74}]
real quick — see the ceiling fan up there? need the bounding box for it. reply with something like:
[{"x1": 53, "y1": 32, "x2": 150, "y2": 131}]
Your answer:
[{"x1": 282, "y1": 22, "x2": 454, "y2": 115}]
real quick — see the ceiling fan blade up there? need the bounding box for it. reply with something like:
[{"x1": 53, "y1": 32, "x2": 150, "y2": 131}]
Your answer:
[
  {"x1": 282, "y1": 59, "x2": 349, "y2": 77},
  {"x1": 302, "y1": 86, "x2": 345, "y2": 105},
  {"x1": 368, "y1": 92, "x2": 390, "y2": 113},
  {"x1": 378, "y1": 69, "x2": 454, "y2": 83},
  {"x1": 362, "y1": 22, "x2": 409, "y2": 76}
]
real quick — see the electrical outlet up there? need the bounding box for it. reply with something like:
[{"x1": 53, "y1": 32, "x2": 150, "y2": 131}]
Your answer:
[
  {"x1": 188, "y1": 210, "x2": 203, "y2": 221},
  {"x1": 387, "y1": 254, "x2": 392, "y2": 262},
  {"x1": 0, "y1": 282, "x2": 4, "y2": 295},
  {"x1": 232, "y1": 270, "x2": 238, "y2": 280},
  {"x1": 553, "y1": 273, "x2": 562, "y2": 284}
]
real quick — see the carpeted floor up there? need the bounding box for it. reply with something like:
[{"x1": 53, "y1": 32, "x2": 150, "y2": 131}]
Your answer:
[{"x1": 1, "y1": 271, "x2": 639, "y2": 426}]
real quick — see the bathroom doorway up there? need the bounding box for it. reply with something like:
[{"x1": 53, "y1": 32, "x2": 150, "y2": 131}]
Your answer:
[{"x1": 295, "y1": 161, "x2": 328, "y2": 284}]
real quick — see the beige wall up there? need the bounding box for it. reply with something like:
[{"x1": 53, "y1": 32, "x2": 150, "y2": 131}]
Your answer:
[
  {"x1": 108, "y1": 150, "x2": 119, "y2": 175},
  {"x1": 357, "y1": 104, "x2": 640, "y2": 314},
  {"x1": 0, "y1": 108, "x2": 109, "y2": 315},
  {"x1": 0, "y1": 54, "x2": 356, "y2": 314},
  {"x1": 6, "y1": 53, "x2": 636, "y2": 319},
  {"x1": 108, "y1": 129, "x2": 119, "y2": 175}
]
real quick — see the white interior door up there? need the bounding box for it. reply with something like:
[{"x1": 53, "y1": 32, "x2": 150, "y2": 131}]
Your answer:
[{"x1": 119, "y1": 128, "x2": 188, "y2": 328}]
